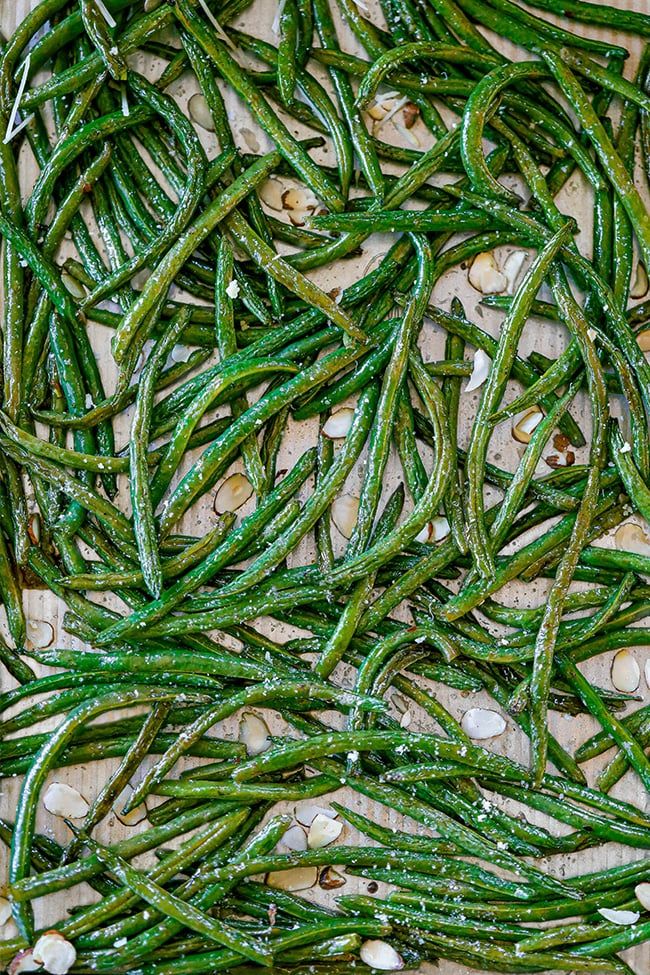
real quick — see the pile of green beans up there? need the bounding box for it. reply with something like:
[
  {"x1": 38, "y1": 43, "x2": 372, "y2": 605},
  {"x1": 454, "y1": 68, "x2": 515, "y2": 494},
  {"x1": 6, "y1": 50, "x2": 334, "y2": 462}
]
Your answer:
[{"x1": 0, "y1": 0, "x2": 650, "y2": 972}]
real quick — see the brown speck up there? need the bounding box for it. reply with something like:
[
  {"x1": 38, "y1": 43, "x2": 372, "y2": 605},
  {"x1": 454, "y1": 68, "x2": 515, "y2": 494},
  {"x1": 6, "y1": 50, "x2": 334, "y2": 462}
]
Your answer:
[
  {"x1": 545, "y1": 454, "x2": 562, "y2": 469},
  {"x1": 403, "y1": 102, "x2": 420, "y2": 129},
  {"x1": 565, "y1": 450, "x2": 575, "y2": 466},
  {"x1": 82, "y1": 183, "x2": 93, "y2": 194},
  {"x1": 553, "y1": 433, "x2": 569, "y2": 451},
  {"x1": 367, "y1": 881, "x2": 379, "y2": 893},
  {"x1": 328, "y1": 287, "x2": 341, "y2": 300}
]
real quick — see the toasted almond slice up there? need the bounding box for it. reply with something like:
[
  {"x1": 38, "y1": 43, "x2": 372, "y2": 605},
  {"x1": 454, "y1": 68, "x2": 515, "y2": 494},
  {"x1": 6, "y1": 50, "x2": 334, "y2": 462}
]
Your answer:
[
  {"x1": 360, "y1": 940, "x2": 404, "y2": 971},
  {"x1": 33, "y1": 932, "x2": 77, "y2": 975},
  {"x1": 611, "y1": 649, "x2": 640, "y2": 693},
  {"x1": 267, "y1": 866, "x2": 318, "y2": 891},
  {"x1": 465, "y1": 348, "x2": 491, "y2": 393},
  {"x1": 278, "y1": 824, "x2": 308, "y2": 852},
  {"x1": 322, "y1": 408, "x2": 354, "y2": 439},
  {"x1": 188, "y1": 93, "x2": 215, "y2": 131},
  {"x1": 0, "y1": 897, "x2": 10, "y2": 926},
  {"x1": 331, "y1": 494, "x2": 359, "y2": 538},
  {"x1": 307, "y1": 813, "x2": 343, "y2": 848},
  {"x1": 635, "y1": 882, "x2": 650, "y2": 910},
  {"x1": 614, "y1": 522, "x2": 650, "y2": 555},
  {"x1": 399, "y1": 709, "x2": 412, "y2": 728},
  {"x1": 631, "y1": 262, "x2": 649, "y2": 300},
  {"x1": 414, "y1": 522, "x2": 432, "y2": 544},
  {"x1": 114, "y1": 783, "x2": 148, "y2": 826},
  {"x1": 26, "y1": 619, "x2": 54, "y2": 649},
  {"x1": 645, "y1": 658, "x2": 650, "y2": 689},
  {"x1": 214, "y1": 473, "x2": 253, "y2": 514},
  {"x1": 597, "y1": 907, "x2": 640, "y2": 925},
  {"x1": 468, "y1": 252, "x2": 507, "y2": 294},
  {"x1": 282, "y1": 187, "x2": 315, "y2": 212},
  {"x1": 259, "y1": 179, "x2": 285, "y2": 211},
  {"x1": 503, "y1": 250, "x2": 526, "y2": 294},
  {"x1": 43, "y1": 782, "x2": 89, "y2": 819},
  {"x1": 239, "y1": 711, "x2": 271, "y2": 756},
  {"x1": 8, "y1": 950, "x2": 40, "y2": 974},
  {"x1": 461, "y1": 708, "x2": 506, "y2": 740},
  {"x1": 512, "y1": 407, "x2": 544, "y2": 445},
  {"x1": 367, "y1": 101, "x2": 389, "y2": 121},
  {"x1": 294, "y1": 804, "x2": 338, "y2": 828},
  {"x1": 320, "y1": 865, "x2": 347, "y2": 889}
]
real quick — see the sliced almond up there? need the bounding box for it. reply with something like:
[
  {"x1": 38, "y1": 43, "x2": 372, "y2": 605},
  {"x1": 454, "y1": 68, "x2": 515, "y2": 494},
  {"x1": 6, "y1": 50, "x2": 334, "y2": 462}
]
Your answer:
[
  {"x1": 597, "y1": 907, "x2": 640, "y2": 925},
  {"x1": 170, "y1": 344, "x2": 192, "y2": 363},
  {"x1": 322, "y1": 408, "x2": 354, "y2": 439},
  {"x1": 374, "y1": 95, "x2": 408, "y2": 130},
  {"x1": 259, "y1": 179, "x2": 285, "y2": 212},
  {"x1": 43, "y1": 782, "x2": 89, "y2": 819},
  {"x1": 414, "y1": 522, "x2": 432, "y2": 544},
  {"x1": 634, "y1": 882, "x2": 650, "y2": 910},
  {"x1": 33, "y1": 932, "x2": 77, "y2": 975},
  {"x1": 399, "y1": 709, "x2": 412, "y2": 728},
  {"x1": 28, "y1": 513, "x2": 41, "y2": 544},
  {"x1": 0, "y1": 897, "x2": 10, "y2": 925},
  {"x1": 331, "y1": 494, "x2": 359, "y2": 539},
  {"x1": 360, "y1": 940, "x2": 404, "y2": 971},
  {"x1": 277, "y1": 824, "x2": 307, "y2": 852},
  {"x1": 637, "y1": 329, "x2": 650, "y2": 352},
  {"x1": 319, "y1": 865, "x2": 346, "y2": 889},
  {"x1": 468, "y1": 252, "x2": 507, "y2": 295},
  {"x1": 503, "y1": 250, "x2": 526, "y2": 294},
  {"x1": 214, "y1": 473, "x2": 254, "y2": 514},
  {"x1": 267, "y1": 866, "x2": 318, "y2": 891},
  {"x1": 239, "y1": 711, "x2": 271, "y2": 756},
  {"x1": 431, "y1": 516, "x2": 450, "y2": 541},
  {"x1": 307, "y1": 812, "x2": 343, "y2": 849},
  {"x1": 26, "y1": 618, "x2": 54, "y2": 649},
  {"x1": 614, "y1": 522, "x2": 650, "y2": 556},
  {"x1": 8, "y1": 950, "x2": 40, "y2": 975},
  {"x1": 460, "y1": 707, "x2": 506, "y2": 740},
  {"x1": 465, "y1": 348, "x2": 491, "y2": 393},
  {"x1": 114, "y1": 783, "x2": 148, "y2": 826},
  {"x1": 282, "y1": 186, "x2": 317, "y2": 212},
  {"x1": 631, "y1": 262, "x2": 649, "y2": 300},
  {"x1": 294, "y1": 804, "x2": 338, "y2": 828},
  {"x1": 367, "y1": 101, "x2": 390, "y2": 121},
  {"x1": 281, "y1": 186, "x2": 317, "y2": 227},
  {"x1": 611, "y1": 649, "x2": 640, "y2": 693},
  {"x1": 188, "y1": 93, "x2": 215, "y2": 131},
  {"x1": 645, "y1": 658, "x2": 650, "y2": 689},
  {"x1": 512, "y1": 407, "x2": 544, "y2": 445}
]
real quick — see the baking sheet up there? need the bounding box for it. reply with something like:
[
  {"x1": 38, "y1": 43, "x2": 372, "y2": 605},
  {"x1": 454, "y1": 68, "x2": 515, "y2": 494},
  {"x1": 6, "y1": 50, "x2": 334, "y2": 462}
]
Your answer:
[{"x1": 0, "y1": 1, "x2": 649, "y2": 973}]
